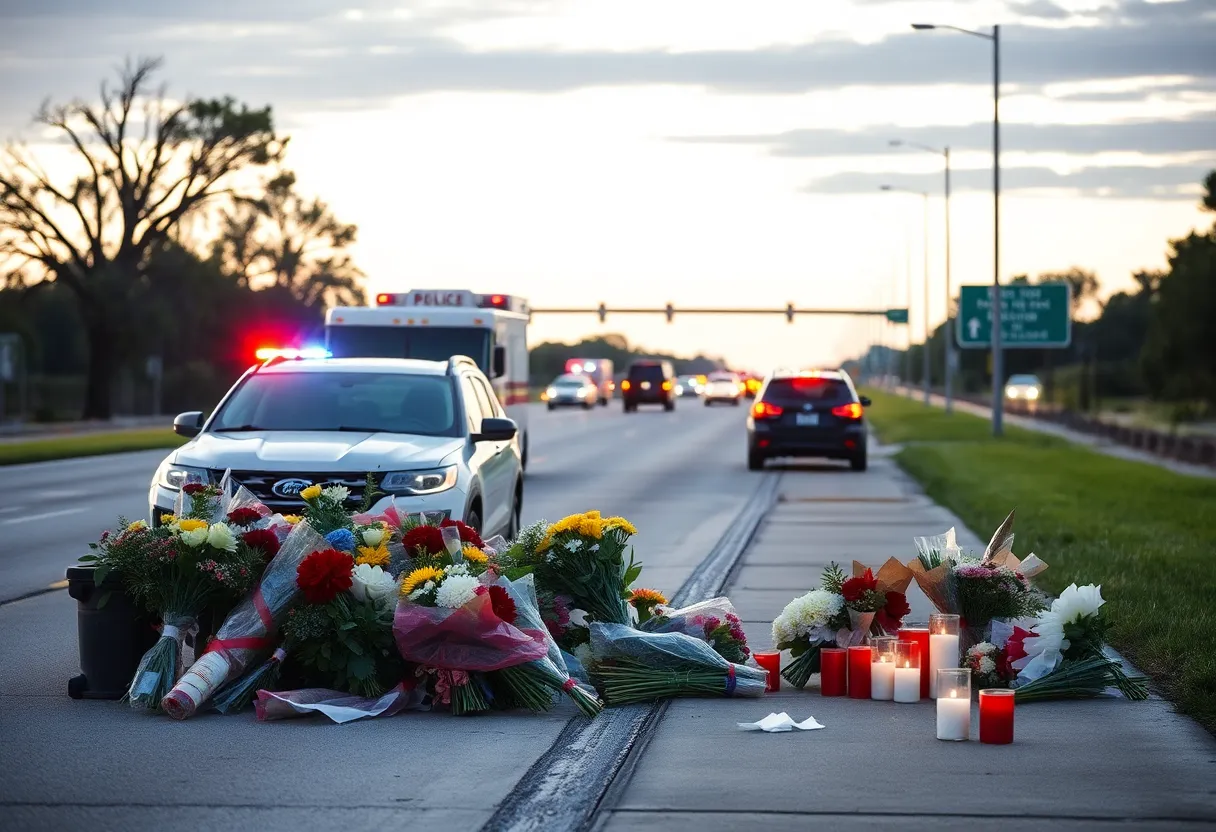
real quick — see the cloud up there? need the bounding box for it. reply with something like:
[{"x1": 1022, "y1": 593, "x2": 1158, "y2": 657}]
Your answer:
[
  {"x1": 672, "y1": 113, "x2": 1216, "y2": 158},
  {"x1": 805, "y1": 162, "x2": 1210, "y2": 199}
]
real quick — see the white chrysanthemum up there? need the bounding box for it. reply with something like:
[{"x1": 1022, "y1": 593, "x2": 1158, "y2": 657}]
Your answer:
[
  {"x1": 771, "y1": 589, "x2": 844, "y2": 644},
  {"x1": 978, "y1": 656, "x2": 996, "y2": 675},
  {"x1": 573, "y1": 642, "x2": 593, "y2": 669},
  {"x1": 206, "y1": 522, "x2": 238, "y2": 552},
  {"x1": 435, "y1": 574, "x2": 480, "y2": 608},
  {"x1": 968, "y1": 642, "x2": 996, "y2": 657},
  {"x1": 446, "y1": 562, "x2": 471, "y2": 577},
  {"x1": 180, "y1": 527, "x2": 209, "y2": 548},
  {"x1": 361, "y1": 527, "x2": 386, "y2": 548},
  {"x1": 1053, "y1": 583, "x2": 1104, "y2": 626},
  {"x1": 350, "y1": 564, "x2": 398, "y2": 607},
  {"x1": 322, "y1": 485, "x2": 350, "y2": 504}
]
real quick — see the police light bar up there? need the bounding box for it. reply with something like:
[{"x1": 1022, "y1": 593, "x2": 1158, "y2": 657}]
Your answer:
[
  {"x1": 376, "y1": 293, "x2": 395, "y2": 305},
  {"x1": 256, "y1": 347, "x2": 332, "y2": 361},
  {"x1": 481, "y1": 294, "x2": 508, "y2": 308}
]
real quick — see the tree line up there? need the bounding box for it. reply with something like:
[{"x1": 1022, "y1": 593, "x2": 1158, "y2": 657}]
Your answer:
[
  {"x1": 867, "y1": 170, "x2": 1216, "y2": 420},
  {"x1": 0, "y1": 59, "x2": 361, "y2": 419},
  {"x1": 529, "y1": 333, "x2": 726, "y2": 384}
]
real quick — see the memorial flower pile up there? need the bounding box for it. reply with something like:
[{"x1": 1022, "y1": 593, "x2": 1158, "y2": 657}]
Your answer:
[
  {"x1": 639, "y1": 597, "x2": 752, "y2": 665},
  {"x1": 526, "y1": 511, "x2": 642, "y2": 626}
]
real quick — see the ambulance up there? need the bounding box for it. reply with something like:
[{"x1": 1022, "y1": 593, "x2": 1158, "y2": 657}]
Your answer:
[{"x1": 324, "y1": 290, "x2": 532, "y2": 468}]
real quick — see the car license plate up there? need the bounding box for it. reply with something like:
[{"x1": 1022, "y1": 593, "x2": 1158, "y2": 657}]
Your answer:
[{"x1": 796, "y1": 412, "x2": 819, "y2": 426}]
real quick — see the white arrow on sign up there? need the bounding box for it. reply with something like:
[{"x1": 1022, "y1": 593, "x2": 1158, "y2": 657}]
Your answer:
[{"x1": 967, "y1": 317, "x2": 982, "y2": 339}]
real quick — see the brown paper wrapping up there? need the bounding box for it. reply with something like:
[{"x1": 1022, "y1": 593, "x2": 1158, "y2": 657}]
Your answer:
[{"x1": 853, "y1": 558, "x2": 914, "y2": 597}]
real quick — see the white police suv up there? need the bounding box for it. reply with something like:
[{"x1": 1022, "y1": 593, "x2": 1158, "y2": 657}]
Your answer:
[{"x1": 149, "y1": 355, "x2": 523, "y2": 537}]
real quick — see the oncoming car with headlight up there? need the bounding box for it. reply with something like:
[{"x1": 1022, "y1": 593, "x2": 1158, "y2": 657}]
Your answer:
[
  {"x1": 1004, "y1": 374, "x2": 1043, "y2": 414},
  {"x1": 149, "y1": 355, "x2": 523, "y2": 538}
]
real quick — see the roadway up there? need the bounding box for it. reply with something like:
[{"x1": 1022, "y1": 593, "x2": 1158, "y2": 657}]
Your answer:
[{"x1": 0, "y1": 397, "x2": 783, "y2": 830}]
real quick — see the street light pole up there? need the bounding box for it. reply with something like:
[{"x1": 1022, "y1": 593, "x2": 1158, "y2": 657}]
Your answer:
[
  {"x1": 943, "y1": 146, "x2": 953, "y2": 414},
  {"x1": 881, "y1": 184, "x2": 931, "y2": 401},
  {"x1": 911, "y1": 21, "x2": 1002, "y2": 435},
  {"x1": 921, "y1": 190, "x2": 930, "y2": 406}
]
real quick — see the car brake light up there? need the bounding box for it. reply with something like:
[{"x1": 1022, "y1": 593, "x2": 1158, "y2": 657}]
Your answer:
[
  {"x1": 832, "y1": 402, "x2": 864, "y2": 419},
  {"x1": 751, "y1": 401, "x2": 783, "y2": 419},
  {"x1": 662, "y1": 381, "x2": 673, "y2": 391},
  {"x1": 621, "y1": 380, "x2": 631, "y2": 391}
]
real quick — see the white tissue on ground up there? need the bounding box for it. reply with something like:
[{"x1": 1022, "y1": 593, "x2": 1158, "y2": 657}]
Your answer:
[{"x1": 737, "y1": 712, "x2": 825, "y2": 732}]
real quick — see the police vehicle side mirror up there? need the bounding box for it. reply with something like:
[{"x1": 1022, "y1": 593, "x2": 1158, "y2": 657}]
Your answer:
[
  {"x1": 173, "y1": 411, "x2": 204, "y2": 438},
  {"x1": 473, "y1": 417, "x2": 517, "y2": 443},
  {"x1": 492, "y1": 345, "x2": 506, "y2": 379},
  {"x1": 859, "y1": 396, "x2": 872, "y2": 407}
]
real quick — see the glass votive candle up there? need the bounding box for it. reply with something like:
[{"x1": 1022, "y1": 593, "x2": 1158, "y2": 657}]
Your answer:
[
  {"x1": 897, "y1": 625, "x2": 931, "y2": 699},
  {"x1": 820, "y1": 648, "x2": 847, "y2": 696},
  {"x1": 935, "y1": 668, "x2": 972, "y2": 741},
  {"x1": 928, "y1": 613, "x2": 961, "y2": 698},
  {"x1": 979, "y1": 689, "x2": 1015, "y2": 744},
  {"x1": 847, "y1": 645, "x2": 872, "y2": 699},
  {"x1": 893, "y1": 640, "x2": 921, "y2": 703},
  {"x1": 753, "y1": 652, "x2": 782, "y2": 693},
  {"x1": 870, "y1": 637, "x2": 896, "y2": 701}
]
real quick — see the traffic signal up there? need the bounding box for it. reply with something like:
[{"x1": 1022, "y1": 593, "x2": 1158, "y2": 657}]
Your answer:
[
  {"x1": 598, "y1": 303, "x2": 607, "y2": 323},
  {"x1": 665, "y1": 303, "x2": 674, "y2": 323},
  {"x1": 786, "y1": 303, "x2": 795, "y2": 323}
]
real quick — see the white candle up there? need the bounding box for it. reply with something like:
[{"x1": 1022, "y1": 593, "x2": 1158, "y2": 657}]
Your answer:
[
  {"x1": 929, "y1": 633, "x2": 959, "y2": 698},
  {"x1": 936, "y1": 687, "x2": 971, "y2": 741},
  {"x1": 871, "y1": 658, "x2": 895, "y2": 700},
  {"x1": 894, "y1": 662, "x2": 920, "y2": 703}
]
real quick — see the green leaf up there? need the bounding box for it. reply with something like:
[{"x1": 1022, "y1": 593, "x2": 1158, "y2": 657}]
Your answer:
[
  {"x1": 97, "y1": 590, "x2": 112, "y2": 610},
  {"x1": 94, "y1": 564, "x2": 112, "y2": 588},
  {"x1": 348, "y1": 653, "x2": 375, "y2": 681}
]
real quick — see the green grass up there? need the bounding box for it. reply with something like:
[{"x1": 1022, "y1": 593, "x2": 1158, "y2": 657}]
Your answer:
[
  {"x1": 0, "y1": 428, "x2": 187, "y2": 466},
  {"x1": 862, "y1": 387, "x2": 1216, "y2": 733}
]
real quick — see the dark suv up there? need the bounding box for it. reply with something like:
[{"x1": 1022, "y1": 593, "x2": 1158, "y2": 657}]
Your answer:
[
  {"x1": 622, "y1": 360, "x2": 676, "y2": 412},
  {"x1": 745, "y1": 370, "x2": 870, "y2": 471}
]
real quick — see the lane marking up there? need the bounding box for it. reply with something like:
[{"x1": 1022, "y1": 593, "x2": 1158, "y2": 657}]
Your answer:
[
  {"x1": 0, "y1": 508, "x2": 86, "y2": 525},
  {"x1": 30, "y1": 489, "x2": 87, "y2": 500},
  {"x1": 47, "y1": 579, "x2": 69, "y2": 589}
]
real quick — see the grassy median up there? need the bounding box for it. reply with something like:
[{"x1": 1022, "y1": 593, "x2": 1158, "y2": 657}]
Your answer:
[
  {"x1": 862, "y1": 387, "x2": 1216, "y2": 733},
  {"x1": 0, "y1": 428, "x2": 186, "y2": 466}
]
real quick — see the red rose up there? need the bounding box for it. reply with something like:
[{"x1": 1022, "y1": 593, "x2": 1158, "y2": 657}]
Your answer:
[
  {"x1": 296, "y1": 548, "x2": 354, "y2": 604},
  {"x1": 182, "y1": 483, "x2": 208, "y2": 496},
  {"x1": 403, "y1": 525, "x2": 446, "y2": 556},
  {"x1": 841, "y1": 568, "x2": 878, "y2": 603},
  {"x1": 487, "y1": 584, "x2": 518, "y2": 624},
  {"x1": 227, "y1": 507, "x2": 264, "y2": 527},
  {"x1": 441, "y1": 519, "x2": 485, "y2": 548},
  {"x1": 242, "y1": 528, "x2": 281, "y2": 561}
]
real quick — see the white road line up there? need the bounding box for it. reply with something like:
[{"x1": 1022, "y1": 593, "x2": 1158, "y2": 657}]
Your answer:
[
  {"x1": 0, "y1": 508, "x2": 86, "y2": 525},
  {"x1": 29, "y1": 489, "x2": 87, "y2": 500},
  {"x1": 0, "y1": 505, "x2": 24, "y2": 514}
]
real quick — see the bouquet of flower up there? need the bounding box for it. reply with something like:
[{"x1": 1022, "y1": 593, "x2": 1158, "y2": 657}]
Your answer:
[
  {"x1": 589, "y1": 622, "x2": 767, "y2": 704},
  {"x1": 636, "y1": 595, "x2": 751, "y2": 665},
  {"x1": 83, "y1": 484, "x2": 271, "y2": 711},
  {"x1": 1008, "y1": 584, "x2": 1148, "y2": 702},
  {"x1": 521, "y1": 512, "x2": 642, "y2": 626},
  {"x1": 489, "y1": 574, "x2": 603, "y2": 717},
  {"x1": 843, "y1": 559, "x2": 914, "y2": 635},
  {"x1": 964, "y1": 641, "x2": 1017, "y2": 689},
  {"x1": 773, "y1": 562, "x2": 896, "y2": 689},
  {"x1": 160, "y1": 520, "x2": 330, "y2": 718},
  {"x1": 393, "y1": 544, "x2": 549, "y2": 715}
]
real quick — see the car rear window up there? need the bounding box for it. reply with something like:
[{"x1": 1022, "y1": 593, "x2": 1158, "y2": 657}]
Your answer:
[
  {"x1": 763, "y1": 377, "x2": 852, "y2": 404},
  {"x1": 629, "y1": 364, "x2": 666, "y2": 382}
]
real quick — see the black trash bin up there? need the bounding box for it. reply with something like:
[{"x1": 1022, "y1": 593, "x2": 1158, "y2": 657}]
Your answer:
[{"x1": 66, "y1": 565, "x2": 159, "y2": 699}]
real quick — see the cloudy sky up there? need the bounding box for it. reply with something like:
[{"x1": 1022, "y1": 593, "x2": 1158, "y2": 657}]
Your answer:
[{"x1": 2, "y1": 0, "x2": 1213, "y2": 370}]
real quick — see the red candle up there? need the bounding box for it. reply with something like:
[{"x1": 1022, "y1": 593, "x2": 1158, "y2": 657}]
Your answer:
[
  {"x1": 753, "y1": 652, "x2": 782, "y2": 693},
  {"x1": 980, "y1": 689, "x2": 1015, "y2": 744},
  {"x1": 820, "y1": 648, "x2": 847, "y2": 696},
  {"x1": 898, "y1": 626, "x2": 931, "y2": 699},
  {"x1": 847, "y1": 645, "x2": 872, "y2": 699}
]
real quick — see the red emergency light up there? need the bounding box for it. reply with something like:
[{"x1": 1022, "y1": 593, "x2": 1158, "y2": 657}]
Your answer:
[
  {"x1": 376, "y1": 293, "x2": 394, "y2": 305},
  {"x1": 482, "y1": 294, "x2": 508, "y2": 308}
]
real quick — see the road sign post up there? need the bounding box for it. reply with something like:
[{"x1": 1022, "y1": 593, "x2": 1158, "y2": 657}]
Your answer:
[{"x1": 956, "y1": 283, "x2": 1071, "y2": 349}]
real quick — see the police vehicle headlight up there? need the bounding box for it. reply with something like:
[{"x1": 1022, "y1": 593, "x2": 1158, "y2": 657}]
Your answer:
[
  {"x1": 381, "y1": 466, "x2": 458, "y2": 495},
  {"x1": 546, "y1": 387, "x2": 558, "y2": 398},
  {"x1": 157, "y1": 461, "x2": 210, "y2": 490},
  {"x1": 1026, "y1": 387, "x2": 1040, "y2": 400}
]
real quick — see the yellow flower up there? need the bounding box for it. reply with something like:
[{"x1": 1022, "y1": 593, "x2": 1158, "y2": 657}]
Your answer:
[
  {"x1": 126, "y1": 520, "x2": 148, "y2": 532},
  {"x1": 577, "y1": 516, "x2": 604, "y2": 538},
  {"x1": 604, "y1": 516, "x2": 637, "y2": 535},
  {"x1": 177, "y1": 519, "x2": 208, "y2": 533},
  {"x1": 299, "y1": 484, "x2": 322, "y2": 501},
  {"x1": 629, "y1": 588, "x2": 667, "y2": 606},
  {"x1": 159, "y1": 514, "x2": 178, "y2": 526},
  {"x1": 461, "y1": 545, "x2": 489, "y2": 564},
  {"x1": 282, "y1": 514, "x2": 303, "y2": 525},
  {"x1": 401, "y1": 566, "x2": 444, "y2": 596},
  {"x1": 582, "y1": 510, "x2": 602, "y2": 520},
  {"x1": 355, "y1": 543, "x2": 391, "y2": 568}
]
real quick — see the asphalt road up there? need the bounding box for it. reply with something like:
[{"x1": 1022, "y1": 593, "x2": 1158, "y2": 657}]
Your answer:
[{"x1": 0, "y1": 398, "x2": 800, "y2": 831}]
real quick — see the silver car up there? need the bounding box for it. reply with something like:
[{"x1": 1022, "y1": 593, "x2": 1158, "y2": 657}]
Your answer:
[{"x1": 546, "y1": 373, "x2": 599, "y2": 410}]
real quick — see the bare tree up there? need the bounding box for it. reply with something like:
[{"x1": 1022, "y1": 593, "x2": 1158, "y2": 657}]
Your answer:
[
  {"x1": 212, "y1": 170, "x2": 364, "y2": 308},
  {"x1": 0, "y1": 57, "x2": 283, "y2": 418}
]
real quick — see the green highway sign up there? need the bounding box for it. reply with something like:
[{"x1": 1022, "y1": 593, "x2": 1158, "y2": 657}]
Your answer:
[
  {"x1": 885, "y1": 308, "x2": 909, "y2": 324},
  {"x1": 957, "y1": 283, "x2": 1072, "y2": 349}
]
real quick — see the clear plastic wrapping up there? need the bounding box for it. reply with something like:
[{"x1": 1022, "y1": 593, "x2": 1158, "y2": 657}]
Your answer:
[
  {"x1": 393, "y1": 591, "x2": 549, "y2": 672},
  {"x1": 254, "y1": 682, "x2": 428, "y2": 723},
  {"x1": 160, "y1": 521, "x2": 329, "y2": 718}
]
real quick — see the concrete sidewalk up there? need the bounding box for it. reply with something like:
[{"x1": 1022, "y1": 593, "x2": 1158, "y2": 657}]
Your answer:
[{"x1": 598, "y1": 449, "x2": 1216, "y2": 831}]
